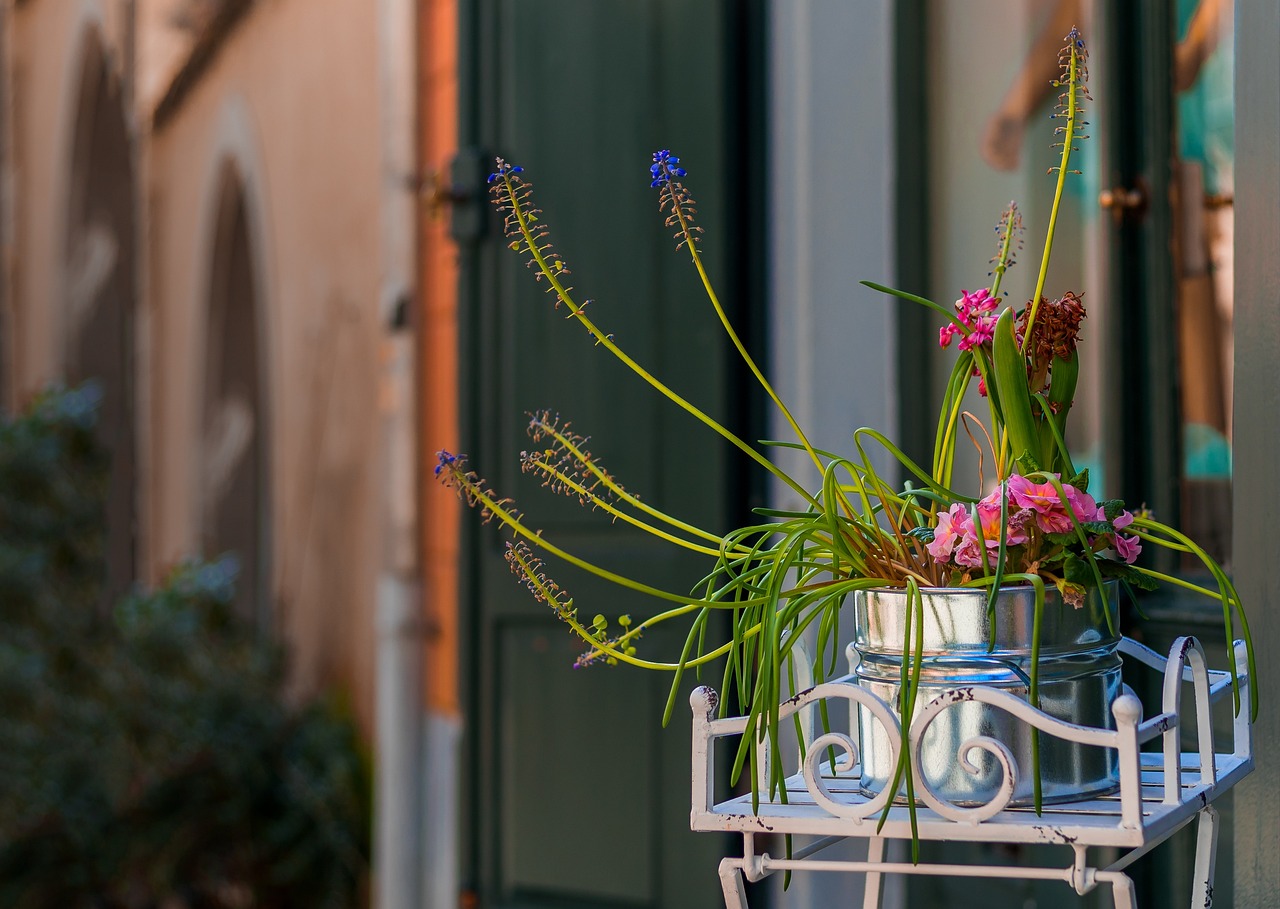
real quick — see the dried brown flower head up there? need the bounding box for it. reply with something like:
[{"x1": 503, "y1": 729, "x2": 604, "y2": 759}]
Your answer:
[{"x1": 1018, "y1": 291, "x2": 1086, "y2": 364}]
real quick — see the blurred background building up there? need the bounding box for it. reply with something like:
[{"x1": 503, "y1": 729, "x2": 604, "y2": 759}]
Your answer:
[{"x1": 1, "y1": 1, "x2": 1276, "y2": 908}]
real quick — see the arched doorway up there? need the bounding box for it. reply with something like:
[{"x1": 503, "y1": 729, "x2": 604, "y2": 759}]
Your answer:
[
  {"x1": 202, "y1": 168, "x2": 270, "y2": 626},
  {"x1": 63, "y1": 30, "x2": 137, "y2": 604}
]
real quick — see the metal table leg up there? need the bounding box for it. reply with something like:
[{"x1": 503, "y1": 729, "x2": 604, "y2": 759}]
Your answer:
[
  {"x1": 861, "y1": 836, "x2": 885, "y2": 909},
  {"x1": 1191, "y1": 803, "x2": 1220, "y2": 908},
  {"x1": 718, "y1": 857, "x2": 748, "y2": 909}
]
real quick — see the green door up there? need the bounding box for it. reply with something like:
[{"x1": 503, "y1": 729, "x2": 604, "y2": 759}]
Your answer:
[{"x1": 456, "y1": 3, "x2": 763, "y2": 906}]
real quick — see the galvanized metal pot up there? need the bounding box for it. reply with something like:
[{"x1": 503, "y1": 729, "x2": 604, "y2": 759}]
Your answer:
[{"x1": 852, "y1": 582, "x2": 1121, "y2": 807}]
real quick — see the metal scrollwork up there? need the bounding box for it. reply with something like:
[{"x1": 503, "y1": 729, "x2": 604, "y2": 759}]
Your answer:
[{"x1": 798, "y1": 685, "x2": 901, "y2": 822}]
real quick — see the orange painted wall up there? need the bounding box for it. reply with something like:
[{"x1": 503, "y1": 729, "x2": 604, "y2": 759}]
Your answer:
[{"x1": 418, "y1": 0, "x2": 460, "y2": 716}]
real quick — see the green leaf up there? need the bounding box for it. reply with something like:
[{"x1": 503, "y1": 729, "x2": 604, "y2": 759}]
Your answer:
[
  {"x1": 905, "y1": 526, "x2": 936, "y2": 543},
  {"x1": 1099, "y1": 559, "x2": 1160, "y2": 590},
  {"x1": 1079, "y1": 520, "x2": 1114, "y2": 535},
  {"x1": 1063, "y1": 552, "x2": 1092, "y2": 587},
  {"x1": 1046, "y1": 352, "x2": 1079, "y2": 469},
  {"x1": 1097, "y1": 498, "x2": 1126, "y2": 521},
  {"x1": 1064, "y1": 467, "x2": 1091, "y2": 493},
  {"x1": 992, "y1": 308, "x2": 1042, "y2": 466}
]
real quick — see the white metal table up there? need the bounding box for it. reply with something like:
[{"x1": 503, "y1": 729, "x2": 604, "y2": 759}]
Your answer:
[{"x1": 690, "y1": 636, "x2": 1252, "y2": 908}]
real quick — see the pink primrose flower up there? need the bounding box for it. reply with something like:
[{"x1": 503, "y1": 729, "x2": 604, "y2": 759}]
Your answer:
[
  {"x1": 1008, "y1": 474, "x2": 1080, "y2": 534},
  {"x1": 1008, "y1": 474, "x2": 1060, "y2": 513},
  {"x1": 1063, "y1": 485, "x2": 1097, "y2": 523},
  {"x1": 976, "y1": 492, "x2": 1030, "y2": 547},
  {"x1": 927, "y1": 506, "x2": 963, "y2": 561},
  {"x1": 1114, "y1": 533, "x2": 1142, "y2": 564},
  {"x1": 953, "y1": 533, "x2": 986, "y2": 569},
  {"x1": 1110, "y1": 510, "x2": 1141, "y2": 564}
]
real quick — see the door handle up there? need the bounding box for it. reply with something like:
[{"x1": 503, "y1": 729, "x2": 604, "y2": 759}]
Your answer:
[{"x1": 1098, "y1": 184, "x2": 1148, "y2": 223}]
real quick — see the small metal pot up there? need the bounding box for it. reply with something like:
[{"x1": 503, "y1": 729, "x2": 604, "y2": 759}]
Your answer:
[{"x1": 853, "y1": 582, "x2": 1121, "y2": 807}]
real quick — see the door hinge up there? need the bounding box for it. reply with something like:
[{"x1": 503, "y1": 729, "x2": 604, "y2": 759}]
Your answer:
[{"x1": 419, "y1": 148, "x2": 487, "y2": 243}]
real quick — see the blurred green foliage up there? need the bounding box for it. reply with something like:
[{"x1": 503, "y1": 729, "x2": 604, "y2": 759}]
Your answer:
[{"x1": 0, "y1": 385, "x2": 370, "y2": 908}]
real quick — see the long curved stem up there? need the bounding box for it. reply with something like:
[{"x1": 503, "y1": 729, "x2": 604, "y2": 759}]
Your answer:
[
  {"x1": 675, "y1": 202, "x2": 826, "y2": 477},
  {"x1": 1025, "y1": 41, "x2": 1082, "y2": 346},
  {"x1": 502, "y1": 175, "x2": 819, "y2": 507}
]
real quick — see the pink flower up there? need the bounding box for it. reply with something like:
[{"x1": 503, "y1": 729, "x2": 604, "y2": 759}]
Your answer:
[
  {"x1": 940, "y1": 288, "x2": 1000, "y2": 351},
  {"x1": 1062, "y1": 485, "x2": 1097, "y2": 523},
  {"x1": 1007, "y1": 474, "x2": 1089, "y2": 534},
  {"x1": 1008, "y1": 474, "x2": 1060, "y2": 513},
  {"x1": 953, "y1": 533, "x2": 986, "y2": 569},
  {"x1": 956, "y1": 288, "x2": 998, "y2": 318},
  {"x1": 958, "y1": 313, "x2": 998, "y2": 351},
  {"x1": 977, "y1": 487, "x2": 1029, "y2": 546},
  {"x1": 1114, "y1": 534, "x2": 1142, "y2": 564},
  {"x1": 1112, "y1": 510, "x2": 1142, "y2": 564},
  {"x1": 928, "y1": 503, "x2": 970, "y2": 562}
]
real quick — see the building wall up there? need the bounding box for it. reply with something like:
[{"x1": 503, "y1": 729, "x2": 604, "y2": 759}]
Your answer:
[
  {"x1": 147, "y1": 0, "x2": 386, "y2": 724},
  {"x1": 4, "y1": 0, "x2": 393, "y2": 731}
]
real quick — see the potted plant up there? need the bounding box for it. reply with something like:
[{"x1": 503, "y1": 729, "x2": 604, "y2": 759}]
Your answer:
[{"x1": 437, "y1": 27, "x2": 1255, "y2": 841}]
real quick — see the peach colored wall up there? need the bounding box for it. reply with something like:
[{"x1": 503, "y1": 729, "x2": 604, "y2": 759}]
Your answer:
[
  {"x1": 147, "y1": 0, "x2": 385, "y2": 727},
  {"x1": 5, "y1": 0, "x2": 393, "y2": 733}
]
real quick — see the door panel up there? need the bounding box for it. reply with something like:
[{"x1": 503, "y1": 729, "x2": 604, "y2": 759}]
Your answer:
[{"x1": 459, "y1": 2, "x2": 753, "y2": 905}]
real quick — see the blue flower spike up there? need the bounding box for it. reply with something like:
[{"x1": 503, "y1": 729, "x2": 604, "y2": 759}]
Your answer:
[
  {"x1": 649, "y1": 149, "x2": 687, "y2": 188},
  {"x1": 435, "y1": 450, "x2": 459, "y2": 477},
  {"x1": 487, "y1": 160, "x2": 524, "y2": 184}
]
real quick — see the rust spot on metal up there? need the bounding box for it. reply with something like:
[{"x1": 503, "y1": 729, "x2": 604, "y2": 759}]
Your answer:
[
  {"x1": 1031, "y1": 825, "x2": 1072, "y2": 844},
  {"x1": 947, "y1": 688, "x2": 976, "y2": 703},
  {"x1": 725, "y1": 814, "x2": 776, "y2": 832},
  {"x1": 784, "y1": 686, "x2": 816, "y2": 707}
]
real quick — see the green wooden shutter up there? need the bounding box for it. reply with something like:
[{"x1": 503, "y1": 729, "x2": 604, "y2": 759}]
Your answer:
[{"x1": 457, "y1": 2, "x2": 761, "y2": 906}]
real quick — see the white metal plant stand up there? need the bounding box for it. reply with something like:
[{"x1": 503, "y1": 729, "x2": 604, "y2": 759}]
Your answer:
[{"x1": 689, "y1": 635, "x2": 1253, "y2": 908}]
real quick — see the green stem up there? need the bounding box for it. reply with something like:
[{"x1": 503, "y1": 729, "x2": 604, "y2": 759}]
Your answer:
[
  {"x1": 502, "y1": 175, "x2": 819, "y2": 508},
  {"x1": 530, "y1": 416, "x2": 741, "y2": 549},
  {"x1": 676, "y1": 202, "x2": 826, "y2": 480},
  {"x1": 461, "y1": 479, "x2": 761, "y2": 611},
  {"x1": 1024, "y1": 44, "x2": 1082, "y2": 348},
  {"x1": 989, "y1": 209, "x2": 1017, "y2": 300},
  {"x1": 527, "y1": 459, "x2": 734, "y2": 557}
]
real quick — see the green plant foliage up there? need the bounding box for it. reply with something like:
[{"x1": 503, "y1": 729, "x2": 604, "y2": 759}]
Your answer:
[
  {"x1": 441, "y1": 28, "x2": 1255, "y2": 843},
  {"x1": 0, "y1": 385, "x2": 370, "y2": 909}
]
